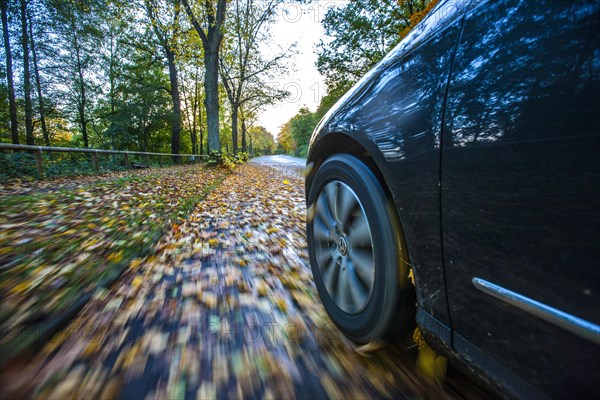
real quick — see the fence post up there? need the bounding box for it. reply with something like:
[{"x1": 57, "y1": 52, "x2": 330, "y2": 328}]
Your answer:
[
  {"x1": 92, "y1": 152, "x2": 99, "y2": 172},
  {"x1": 35, "y1": 149, "x2": 43, "y2": 176},
  {"x1": 146, "y1": 153, "x2": 150, "y2": 167},
  {"x1": 124, "y1": 152, "x2": 129, "y2": 167}
]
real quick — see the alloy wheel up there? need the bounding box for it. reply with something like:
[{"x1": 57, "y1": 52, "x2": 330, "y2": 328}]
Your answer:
[{"x1": 312, "y1": 180, "x2": 375, "y2": 314}]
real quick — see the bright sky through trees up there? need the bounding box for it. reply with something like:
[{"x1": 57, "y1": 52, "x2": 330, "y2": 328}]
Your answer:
[{"x1": 258, "y1": 1, "x2": 333, "y2": 137}]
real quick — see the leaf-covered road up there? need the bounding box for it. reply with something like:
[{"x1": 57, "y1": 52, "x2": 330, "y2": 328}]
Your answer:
[
  {"x1": 0, "y1": 165, "x2": 229, "y2": 362},
  {"x1": 1, "y1": 164, "x2": 479, "y2": 399}
]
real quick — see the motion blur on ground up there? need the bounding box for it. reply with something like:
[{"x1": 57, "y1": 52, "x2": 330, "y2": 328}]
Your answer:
[
  {"x1": 0, "y1": 0, "x2": 493, "y2": 398},
  {"x1": 0, "y1": 161, "x2": 487, "y2": 399}
]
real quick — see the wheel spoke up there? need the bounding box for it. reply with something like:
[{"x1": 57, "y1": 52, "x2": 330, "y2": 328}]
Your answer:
[
  {"x1": 324, "y1": 182, "x2": 339, "y2": 224},
  {"x1": 346, "y1": 265, "x2": 368, "y2": 308},
  {"x1": 317, "y1": 248, "x2": 335, "y2": 267},
  {"x1": 321, "y1": 256, "x2": 339, "y2": 295},
  {"x1": 316, "y1": 190, "x2": 335, "y2": 230},
  {"x1": 349, "y1": 248, "x2": 374, "y2": 287},
  {"x1": 313, "y1": 216, "x2": 333, "y2": 245},
  {"x1": 337, "y1": 257, "x2": 351, "y2": 311},
  {"x1": 336, "y1": 183, "x2": 358, "y2": 231},
  {"x1": 348, "y1": 214, "x2": 371, "y2": 247}
]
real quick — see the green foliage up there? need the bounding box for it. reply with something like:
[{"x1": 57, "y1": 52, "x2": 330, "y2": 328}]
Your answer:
[
  {"x1": 275, "y1": 107, "x2": 315, "y2": 157},
  {"x1": 234, "y1": 151, "x2": 250, "y2": 162},
  {"x1": 317, "y1": 0, "x2": 436, "y2": 95},
  {"x1": 109, "y1": 53, "x2": 173, "y2": 152},
  {"x1": 1, "y1": 0, "x2": 292, "y2": 170},
  {"x1": 276, "y1": 121, "x2": 295, "y2": 155},
  {"x1": 295, "y1": 144, "x2": 309, "y2": 158},
  {"x1": 0, "y1": 152, "x2": 39, "y2": 180},
  {"x1": 290, "y1": 107, "x2": 316, "y2": 148},
  {"x1": 220, "y1": 0, "x2": 290, "y2": 153},
  {"x1": 207, "y1": 150, "x2": 248, "y2": 169},
  {"x1": 248, "y1": 125, "x2": 275, "y2": 155}
]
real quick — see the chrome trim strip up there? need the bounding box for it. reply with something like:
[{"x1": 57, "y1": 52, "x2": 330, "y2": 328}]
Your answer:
[{"x1": 472, "y1": 277, "x2": 600, "y2": 345}]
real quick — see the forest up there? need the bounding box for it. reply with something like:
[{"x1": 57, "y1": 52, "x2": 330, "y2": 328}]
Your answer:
[{"x1": 1, "y1": 0, "x2": 437, "y2": 163}]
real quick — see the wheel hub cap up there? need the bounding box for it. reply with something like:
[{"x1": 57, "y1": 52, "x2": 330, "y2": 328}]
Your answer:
[
  {"x1": 338, "y1": 236, "x2": 348, "y2": 256},
  {"x1": 312, "y1": 180, "x2": 375, "y2": 314}
]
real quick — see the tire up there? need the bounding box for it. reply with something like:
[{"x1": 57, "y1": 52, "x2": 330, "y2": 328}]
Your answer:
[{"x1": 307, "y1": 154, "x2": 415, "y2": 344}]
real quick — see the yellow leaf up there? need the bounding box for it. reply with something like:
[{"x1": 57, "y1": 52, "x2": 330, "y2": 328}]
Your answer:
[
  {"x1": 416, "y1": 344, "x2": 447, "y2": 385},
  {"x1": 11, "y1": 281, "x2": 29, "y2": 294},
  {"x1": 131, "y1": 276, "x2": 143, "y2": 289},
  {"x1": 256, "y1": 282, "x2": 268, "y2": 297},
  {"x1": 283, "y1": 180, "x2": 290, "y2": 185},
  {"x1": 275, "y1": 296, "x2": 287, "y2": 311},
  {"x1": 108, "y1": 250, "x2": 123, "y2": 263},
  {"x1": 129, "y1": 258, "x2": 142, "y2": 269},
  {"x1": 202, "y1": 292, "x2": 217, "y2": 309},
  {"x1": 82, "y1": 338, "x2": 100, "y2": 358}
]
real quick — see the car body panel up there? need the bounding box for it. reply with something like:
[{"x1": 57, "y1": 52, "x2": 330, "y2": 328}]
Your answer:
[{"x1": 441, "y1": 0, "x2": 600, "y2": 396}]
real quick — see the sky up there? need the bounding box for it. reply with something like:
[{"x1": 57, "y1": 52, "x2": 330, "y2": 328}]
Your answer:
[{"x1": 256, "y1": 1, "x2": 337, "y2": 138}]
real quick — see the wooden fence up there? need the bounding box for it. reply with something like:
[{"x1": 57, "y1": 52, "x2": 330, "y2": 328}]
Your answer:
[{"x1": 0, "y1": 143, "x2": 207, "y2": 175}]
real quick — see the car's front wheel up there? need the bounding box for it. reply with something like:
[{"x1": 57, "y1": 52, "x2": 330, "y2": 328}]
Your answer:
[{"x1": 307, "y1": 154, "x2": 415, "y2": 344}]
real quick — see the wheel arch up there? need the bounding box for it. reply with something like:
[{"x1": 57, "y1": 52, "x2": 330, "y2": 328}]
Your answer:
[{"x1": 307, "y1": 132, "x2": 391, "y2": 206}]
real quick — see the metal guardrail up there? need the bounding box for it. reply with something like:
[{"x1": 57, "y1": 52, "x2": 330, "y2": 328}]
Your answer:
[{"x1": 0, "y1": 143, "x2": 207, "y2": 175}]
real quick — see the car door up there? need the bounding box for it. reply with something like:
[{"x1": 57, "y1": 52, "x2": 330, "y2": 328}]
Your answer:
[{"x1": 441, "y1": 0, "x2": 600, "y2": 397}]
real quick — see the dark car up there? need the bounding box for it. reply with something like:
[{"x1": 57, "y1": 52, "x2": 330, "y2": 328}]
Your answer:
[{"x1": 304, "y1": 0, "x2": 600, "y2": 397}]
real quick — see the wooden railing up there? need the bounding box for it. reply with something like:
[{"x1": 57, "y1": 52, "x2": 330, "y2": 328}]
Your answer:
[{"x1": 0, "y1": 143, "x2": 207, "y2": 175}]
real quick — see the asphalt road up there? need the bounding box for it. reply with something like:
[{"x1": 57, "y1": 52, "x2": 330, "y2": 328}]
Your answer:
[{"x1": 250, "y1": 155, "x2": 306, "y2": 177}]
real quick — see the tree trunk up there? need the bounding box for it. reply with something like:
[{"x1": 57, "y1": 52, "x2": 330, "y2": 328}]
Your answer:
[
  {"x1": 108, "y1": 34, "x2": 116, "y2": 150},
  {"x1": 199, "y1": 105, "x2": 204, "y2": 155},
  {"x1": 231, "y1": 105, "x2": 239, "y2": 153},
  {"x1": 2, "y1": 0, "x2": 19, "y2": 144},
  {"x1": 204, "y1": 50, "x2": 220, "y2": 154},
  {"x1": 71, "y1": 19, "x2": 89, "y2": 148},
  {"x1": 78, "y1": 102, "x2": 88, "y2": 148},
  {"x1": 166, "y1": 48, "x2": 181, "y2": 161},
  {"x1": 182, "y1": 0, "x2": 226, "y2": 155},
  {"x1": 142, "y1": 126, "x2": 148, "y2": 152},
  {"x1": 20, "y1": 0, "x2": 33, "y2": 145},
  {"x1": 27, "y1": 8, "x2": 49, "y2": 146},
  {"x1": 75, "y1": 55, "x2": 88, "y2": 147},
  {"x1": 191, "y1": 72, "x2": 199, "y2": 154},
  {"x1": 241, "y1": 117, "x2": 247, "y2": 153}
]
